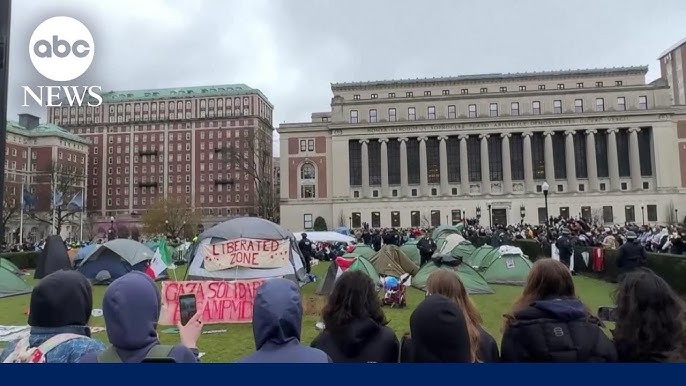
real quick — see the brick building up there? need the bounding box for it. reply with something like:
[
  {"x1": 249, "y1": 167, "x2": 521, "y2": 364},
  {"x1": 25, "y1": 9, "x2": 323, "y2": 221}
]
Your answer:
[
  {"x1": 49, "y1": 84, "x2": 274, "y2": 232},
  {"x1": 3, "y1": 114, "x2": 89, "y2": 242}
]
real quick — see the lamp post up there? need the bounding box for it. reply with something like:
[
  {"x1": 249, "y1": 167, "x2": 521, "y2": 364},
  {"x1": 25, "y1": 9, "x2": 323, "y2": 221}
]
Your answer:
[
  {"x1": 165, "y1": 220, "x2": 169, "y2": 239},
  {"x1": 520, "y1": 204, "x2": 526, "y2": 224},
  {"x1": 108, "y1": 216, "x2": 115, "y2": 240},
  {"x1": 349, "y1": 216, "x2": 352, "y2": 229},
  {"x1": 487, "y1": 202, "x2": 492, "y2": 229},
  {"x1": 676, "y1": 209, "x2": 679, "y2": 225},
  {"x1": 475, "y1": 206, "x2": 481, "y2": 223},
  {"x1": 542, "y1": 182, "x2": 550, "y2": 228},
  {"x1": 641, "y1": 206, "x2": 645, "y2": 226}
]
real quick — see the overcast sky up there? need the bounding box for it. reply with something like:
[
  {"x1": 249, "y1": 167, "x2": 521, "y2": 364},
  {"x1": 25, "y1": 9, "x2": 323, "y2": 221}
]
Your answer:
[{"x1": 6, "y1": 0, "x2": 686, "y2": 156}]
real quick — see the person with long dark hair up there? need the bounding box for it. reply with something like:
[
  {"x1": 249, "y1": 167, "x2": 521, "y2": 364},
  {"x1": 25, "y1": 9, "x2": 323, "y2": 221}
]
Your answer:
[
  {"x1": 500, "y1": 258, "x2": 617, "y2": 362},
  {"x1": 612, "y1": 268, "x2": 686, "y2": 362},
  {"x1": 311, "y1": 270, "x2": 398, "y2": 362}
]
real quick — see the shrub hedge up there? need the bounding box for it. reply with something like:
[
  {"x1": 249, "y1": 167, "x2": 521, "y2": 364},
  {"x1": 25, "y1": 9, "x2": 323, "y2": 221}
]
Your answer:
[
  {"x1": 512, "y1": 239, "x2": 686, "y2": 295},
  {"x1": 0, "y1": 251, "x2": 39, "y2": 270}
]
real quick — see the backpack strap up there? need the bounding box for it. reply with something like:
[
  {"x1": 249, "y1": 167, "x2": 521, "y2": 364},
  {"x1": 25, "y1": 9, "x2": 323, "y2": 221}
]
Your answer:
[
  {"x1": 36, "y1": 333, "x2": 84, "y2": 355},
  {"x1": 142, "y1": 345, "x2": 175, "y2": 363},
  {"x1": 3, "y1": 333, "x2": 83, "y2": 363}
]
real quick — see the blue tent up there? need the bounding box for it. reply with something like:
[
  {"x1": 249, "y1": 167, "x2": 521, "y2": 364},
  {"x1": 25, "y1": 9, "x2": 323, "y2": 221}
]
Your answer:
[
  {"x1": 334, "y1": 227, "x2": 349, "y2": 236},
  {"x1": 73, "y1": 244, "x2": 98, "y2": 267},
  {"x1": 77, "y1": 239, "x2": 155, "y2": 284}
]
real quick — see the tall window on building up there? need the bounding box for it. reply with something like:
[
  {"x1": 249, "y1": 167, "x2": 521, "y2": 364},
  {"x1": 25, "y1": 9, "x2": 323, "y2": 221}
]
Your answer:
[
  {"x1": 300, "y1": 163, "x2": 316, "y2": 198},
  {"x1": 639, "y1": 96, "x2": 648, "y2": 109},
  {"x1": 574, "y1": 133, "x2": 588, "y2": 179},
  {"x1": 489, "y1": 103, "x2": 498, "y2": 117},
  {"x1": 616, "y1": 129, "x2": 630, "y2": 177},
  {"x1": 510, "y1": 134, "x2": 524, "y2": 180},
  {"x1": 552, "y1": 134, "x2": 566, "y2": 179},
  {"x1": 348, "y1": 140, "x2": 362, "y2": 186},
  {"x1": 511, "y1": 102, "x2": 519, "y2": 116},
  {"x1": 617, "y1": 97, "x2": 626, "y2": 111},
  {"x1": 349, "y1": 110, "x2": 358, "y2": 123},
  {"x1": 531, "y1": 133, "x2": 545, "y2": 179},
  {"x1": 574, "y1": 99, "x2": 584, "y2": 113},
  {"x1": 369, "y1": 109, "x2": 377, "y2": 123},
  {"x1": 448, "y1": 105, "x2": 456, "y2": 119},
  {"x1": 387, "y1": 140, "x2": 401, "y2": 185},
  {"x1": 595, "y1": 130, "x2": 609, "y2": 178},
  {"x1": 553, "y1": 100, "x2": 562, "y2": 114},
  {"x1": 447, "y1": 136, "x2": 460, "y2": 183},
  {"x1": 391, "y1": 211, "x2": 401, "y2": 227},
  {"x1": 408, "y1": 107, "x2": 416, "y2": 121},
  {"x1": 451, "y1": 209, "x2": 462, "y2": 225},
  {"x1": 595, "y1": 98, "x2": 604, "y2": 112},
  {"x1": 488, "y1": 136, "x2": 503, "y2": 181},
  {"x1": 410, "y1": 211, "x2": 421, "y2": 227},
  {"x1": 388, "y1": 108, "x2": 397, "y2": 122},
  {"x1": 532, "y1": 101, "x2": 541, "y2": 115},
  {"x1": 407, "y1": 139, "x2": 420, "y2": 185},
  {"x1": 427, "y1": 106, "x2": 436, "y2": 120},
  {"x1": 647, "y1": 205, "x2": 658, "y2": 222},
  {"x1": 625, "y1": 205, "x2": 636, "y2": 223},
  {"x1": 426, "y1": 138, "x2": 440, "y2": 184},
  {"x1": 351, "y1": 212, "x2": 361, "y2": 228},
  {"x1": 638, "y1": 128, "x2": 652, "y2": 176},
  {"x1": 431, "y1": 210, "x2": 441, "y2": 227},
  {"x1": 603, "y1": 206, "x2": 614, "y2": 223},
  {"x1": 367, "y1": 140, "x2": 381, "y2": 186},
  {"x1": 371, "y1": 212, "x2": 381, "y2": 228},
  {"x1": 467, "y1": 136, "x2": 481, "y2": 182},
  {"x1": 468, "y1": 104, "x2": 477, "y2": 118}
]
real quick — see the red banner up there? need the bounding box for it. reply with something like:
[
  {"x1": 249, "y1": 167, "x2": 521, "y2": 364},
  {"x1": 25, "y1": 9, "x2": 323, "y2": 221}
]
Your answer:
[
  {"x1": 202, "y1": 238, "x2": 290, "y2": 272},
  {"x1": 159, "y1": 280, "x2": 264, "y2": 325}
]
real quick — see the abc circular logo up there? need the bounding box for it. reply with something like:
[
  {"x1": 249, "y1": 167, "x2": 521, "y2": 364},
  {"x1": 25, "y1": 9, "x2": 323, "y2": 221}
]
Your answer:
[{"x1": 29, "y1": 16, "x2": 94, "y2": 82}]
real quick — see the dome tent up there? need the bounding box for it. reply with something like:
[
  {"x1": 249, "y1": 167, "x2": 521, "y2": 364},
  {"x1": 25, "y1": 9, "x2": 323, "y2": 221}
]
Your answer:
[
  {"x1": 412, "y1": 254, "x2": 494, "y2": 295},
  {"x1": 481, "y1": 246, "x2": 533, "y2": 286},
  {"x1": 466, "y1": 245, "x2": 499, "y2": 269},
  {"x1": 77, "y1": 239, "x2": 156, "y2": 284},
  {"x1": 186, "y1": 217, "x2": 307, "y2": 283},
  {"x1": 451, "y1": 241, "x2": 476, "y2": 261},
  {"x1": 0, "y1": 265, "x2": 31, "y2": 298},
  {"x1": 399, "y1": 239, "x2": 421, "y2": 266},
  {"x1": 350, "y1": 244, "x2": 376, "y2": 259}
]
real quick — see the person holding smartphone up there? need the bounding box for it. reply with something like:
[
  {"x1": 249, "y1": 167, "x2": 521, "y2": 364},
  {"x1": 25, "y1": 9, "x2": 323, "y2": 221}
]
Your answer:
[{"x1": 79, "y1": 271, "x2": 204, "y2": 363}]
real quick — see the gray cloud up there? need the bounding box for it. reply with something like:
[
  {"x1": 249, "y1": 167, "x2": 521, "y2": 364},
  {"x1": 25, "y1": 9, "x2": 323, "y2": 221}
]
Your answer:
[{"x1": 6, "y1": 0, "x2": 686, "y2": 156}]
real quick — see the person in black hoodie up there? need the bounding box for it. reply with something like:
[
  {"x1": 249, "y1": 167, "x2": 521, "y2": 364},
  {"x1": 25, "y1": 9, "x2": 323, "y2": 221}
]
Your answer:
[
  {"x1": 612, "y1": 268, "x2": 686, "y2": 362},
  {"x1": 400, "y1": 294, "x2": 471, "y2": 363},
  {"x1": 416, "y1": 234, "x2": 437, "y2": 266},
  {"x1": 501, "y1": 258, "x2": 617, "y2": 362},
  {"x1": 311, "y1": 270, "x2": 398, "y2": 362}
]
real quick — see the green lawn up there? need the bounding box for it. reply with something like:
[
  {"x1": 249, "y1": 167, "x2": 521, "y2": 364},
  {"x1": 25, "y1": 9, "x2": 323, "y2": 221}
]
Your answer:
[{"x1": 0, "y1": 263, "x2": 617, "y2": 362}]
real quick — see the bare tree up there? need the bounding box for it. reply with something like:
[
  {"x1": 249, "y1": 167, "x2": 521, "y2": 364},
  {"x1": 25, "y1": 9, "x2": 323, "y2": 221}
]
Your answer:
[
  {"x1": 591, "y1": 208, "x2": 604, "y2": 226},
  {"x1": 421, "y1": 214, "x2": 431, "y2": 228},
  {"x1": 141, "y1": 194, "x2": 201, "y2": 240},
  {"x1": 337, "y1": 211, "x2": 346, "y2": 228},
  {"x1": 2, "y1": 184, "x2": 20, "y2": 238},
  {"x1": 217, "y1": 127, "x2": 277, "y2": 221},
  {"x1": 29, "y1": 161, "x2": 85, "y2": 235}
]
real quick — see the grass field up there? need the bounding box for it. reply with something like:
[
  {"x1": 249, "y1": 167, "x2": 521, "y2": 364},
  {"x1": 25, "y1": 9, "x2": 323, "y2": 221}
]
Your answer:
[{"x1": 0, "y1": 263, "x2": 617, "y2": 362}]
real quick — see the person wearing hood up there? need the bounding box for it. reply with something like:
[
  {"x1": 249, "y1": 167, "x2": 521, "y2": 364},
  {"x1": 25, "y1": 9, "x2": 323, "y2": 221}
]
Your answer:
[
  {"x1": 400, "y1": 294, "x2": 471, "y2": 363},
  {"x1": 616, "y1": 231, "x2": 648, "y2": 280},
  {"x1": 500, "y1": 258, "x2": 617, "y2": 362},
  {"x1": 79, "y1": 271, "x2": 202, "y2": 363},
  {"x1": 311, "y1": 271, "x2": 398, "y2": 362},
  {"x1": 1, "y1": 270, "x2": 105, "y2": 363},
  {"x1": 238, "y1": 278, "x2": 330, "y2": 363}
]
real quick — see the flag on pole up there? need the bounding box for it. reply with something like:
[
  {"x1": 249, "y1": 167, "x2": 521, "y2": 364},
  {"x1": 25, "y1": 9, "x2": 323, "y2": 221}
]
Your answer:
[
  {"x1": 22, "y1": 188, "x2": 37, "y2": 210},
  {"x1": 53, "y1": 190, "x2": 63, "y2": 208},
  {"x1": 146, "y1": 239, "x2": 172, "y2": 280},
  {"x1": 67, "y1": 191, "x2": 84, "y2": 212}
]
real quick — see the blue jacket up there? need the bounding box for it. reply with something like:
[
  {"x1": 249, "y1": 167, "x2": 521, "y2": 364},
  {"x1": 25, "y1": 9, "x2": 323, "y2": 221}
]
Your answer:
[
  {"x1": 237, "y1": 278, "x2": 330, "y2": 363},
  {"x1": 0, "y1": 326, "x2": 105, "y2": 363}
]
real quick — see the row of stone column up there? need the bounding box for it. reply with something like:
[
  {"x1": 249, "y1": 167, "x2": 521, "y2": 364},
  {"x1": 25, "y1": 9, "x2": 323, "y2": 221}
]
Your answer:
[{"x1": 357, "y1": 128, "x2": 644, "y2": 198}]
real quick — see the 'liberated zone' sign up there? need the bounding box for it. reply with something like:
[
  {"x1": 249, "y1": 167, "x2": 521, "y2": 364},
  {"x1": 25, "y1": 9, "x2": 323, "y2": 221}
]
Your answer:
[
  {"x1": 159, "y1": 280, "x2": 265, "y2": 325},
  {"x1": 202, "y1": 238, "x2": 290, "y2": 272}
]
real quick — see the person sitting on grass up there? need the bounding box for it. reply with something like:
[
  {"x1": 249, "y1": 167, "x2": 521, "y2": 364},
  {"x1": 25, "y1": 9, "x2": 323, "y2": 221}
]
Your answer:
[
  {"x1": 238, "y1": 278, "x2": 330, "y2": 363},
  {"x1": 500, "y1": 258, "x2": 617, "y2": 362},
  {"x1": 1, "y1": 270, "x2": 105, "y2": 363},
  {"x1": 79, "y1": 271, "x2": 202, "y2": 363},
  {"x1": 400, "y1": 294, "x2": 471, "y2": 363},
  {"x1": 311, "y1": 271, "x2": 398, "y2": 363},
  {"x1": 612, "y1": 268, "x2": 686, "y2": 362},
  {"x1": 400, "y1": 270, "x2": 499, "y2": 362}
]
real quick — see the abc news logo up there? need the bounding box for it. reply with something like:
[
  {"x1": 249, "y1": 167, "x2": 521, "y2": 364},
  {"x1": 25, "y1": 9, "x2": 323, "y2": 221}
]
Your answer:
[{"x1": 22, "y1": 16, "x2": 102, "y2": 107}]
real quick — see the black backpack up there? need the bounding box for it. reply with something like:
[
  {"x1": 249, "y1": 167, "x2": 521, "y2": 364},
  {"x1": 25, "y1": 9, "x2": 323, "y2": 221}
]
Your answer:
[{"x1": 97, "y1": 345, "x2": 176, "y2": 363}]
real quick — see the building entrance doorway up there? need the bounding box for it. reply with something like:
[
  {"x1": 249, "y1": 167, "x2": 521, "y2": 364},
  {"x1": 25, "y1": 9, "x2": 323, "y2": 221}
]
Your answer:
[{"x1": 492, "y1": 209, "x2": 507, "y2": 227}]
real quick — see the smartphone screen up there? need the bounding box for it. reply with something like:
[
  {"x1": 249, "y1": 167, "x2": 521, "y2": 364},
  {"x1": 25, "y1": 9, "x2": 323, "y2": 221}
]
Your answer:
[
  {"x1": 597, "y1": 306, "x2": 617, "y2": 322},
  {"x1": 179, "y1": 294, "x2": 197, "y2": 326}
]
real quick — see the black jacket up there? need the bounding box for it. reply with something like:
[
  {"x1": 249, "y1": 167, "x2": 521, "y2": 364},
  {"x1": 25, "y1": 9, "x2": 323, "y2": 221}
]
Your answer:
[
  {"x1": 310, "y1": 318, "x2": 398, "y2": 363},
  {"x1": 401, "y1": 327, "x2": 500, "y2": 363},
  {"x1": 616, "y1": 241, "x2": 647, "y2": 274},
  {"x1": 417, "y1": 238, "x2": 437, "y2": 257},
  {"x1": 555, "y1": 235, "x2": 573, "y2": 261},
  {"x1": 501, "y1": 298, "x2": 617, "y2": 362}
]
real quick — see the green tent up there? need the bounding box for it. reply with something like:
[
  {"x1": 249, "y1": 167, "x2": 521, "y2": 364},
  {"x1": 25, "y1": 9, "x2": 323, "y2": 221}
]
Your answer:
[
  {"x1": 481, "y1": 246, "x2": 533, "y2": 285},
  {"x1": 399, "y1": 240, "x2": 421, "y2": 266},
  {"x1": 0, "y1": 265, "x2": 31, "y2": 298},
  {"x1": 467, "y1": 245, "x2": 499, "y2": 269},
  {"x1": 368, "y1": 245, "x2": 419, "y2": 278},
  {"x1": 412, "y1": 257, "x2": 494, "y2": 295},
  {"x1": 351, "y1": 244, "x2": 376, "y2": 259},
  {"x1": 451, "y1": 242, "x2": 476, "y2": 261},
  {"x1": 431, "y1": 225, "x2": 464, "y2": 240},
  {"x1": 348, "y1": 257, "x2": 380, "y2": 284},
  {"x1": 0, "y1": 258, "x2": 22, "y2": 275}
]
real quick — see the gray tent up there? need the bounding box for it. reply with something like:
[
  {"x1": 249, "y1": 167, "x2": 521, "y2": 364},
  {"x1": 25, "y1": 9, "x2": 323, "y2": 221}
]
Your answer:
[
  {"x1": 77, "y1": 239, "x2": 156, "y2": 284},
  {"x1": 34, "y1": 235, "x2": 72, "y2": 279},
  {"x1": 187, "y1": 217, "x2": 307, "y2": 282}
]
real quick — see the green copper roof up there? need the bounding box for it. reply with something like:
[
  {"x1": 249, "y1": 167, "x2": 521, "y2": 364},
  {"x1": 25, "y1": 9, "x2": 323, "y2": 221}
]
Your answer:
[
  {"x1": 332, "y1": 66, "x2": 649, "y2": 89},
  {"x1": 100, "y1": 83, "x2": 271, "y2": 105},
  {"x1": 7, "y1": 121, "x2": 89, "y2": 145}
]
